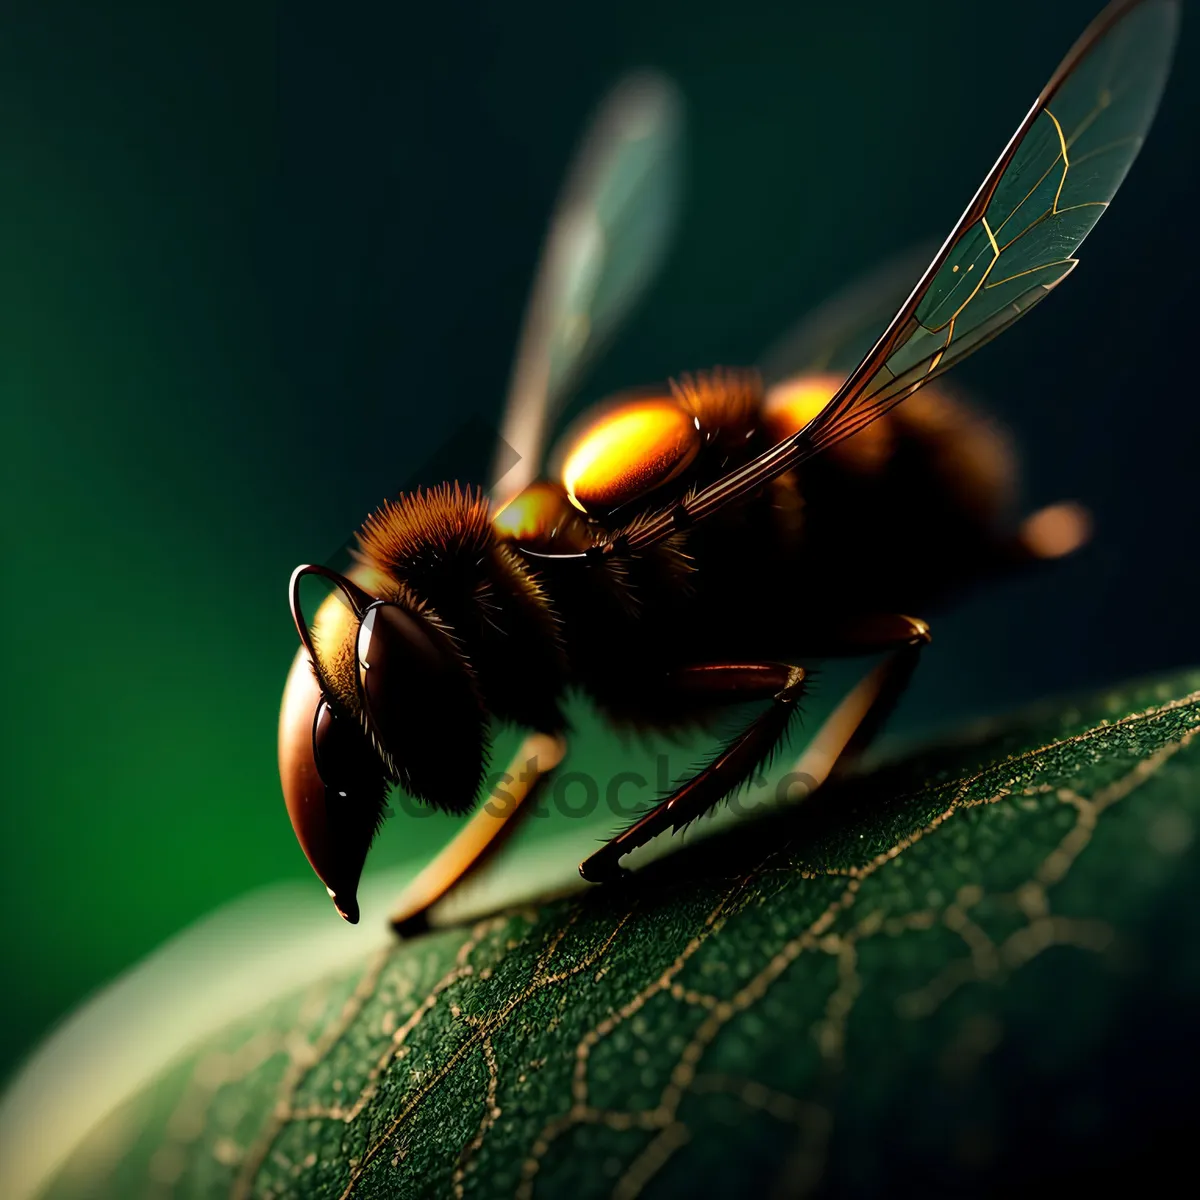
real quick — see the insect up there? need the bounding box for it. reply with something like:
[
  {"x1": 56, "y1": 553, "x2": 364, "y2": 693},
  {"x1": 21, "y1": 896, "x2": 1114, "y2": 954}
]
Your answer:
[{"x1": 279, "y1": 0, "x2": 1178, "y2": 929}]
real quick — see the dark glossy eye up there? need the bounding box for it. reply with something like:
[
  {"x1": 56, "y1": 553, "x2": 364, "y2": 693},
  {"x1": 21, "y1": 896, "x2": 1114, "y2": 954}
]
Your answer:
[
  {"x1": 278, "y1": 649, "x2": 386, "y2": 923},
  {"x1": 355, "y1": 602, "x2": 485, "y2": 813}
]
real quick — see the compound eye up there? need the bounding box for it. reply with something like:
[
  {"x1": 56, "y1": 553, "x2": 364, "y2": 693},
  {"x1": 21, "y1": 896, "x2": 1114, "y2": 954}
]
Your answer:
[
  {"x1": 279, "y1": 650, "x2": 386, "y2": 923},
  {"x1": 355, "y1": 603, "x2": 485, "y2": 813}
]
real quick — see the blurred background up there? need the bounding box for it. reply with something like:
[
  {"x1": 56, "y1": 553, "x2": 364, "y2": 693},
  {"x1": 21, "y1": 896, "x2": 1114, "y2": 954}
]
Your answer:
[{"x1": 0, "y1": 0, "x2": 1196, "y2": 1085}]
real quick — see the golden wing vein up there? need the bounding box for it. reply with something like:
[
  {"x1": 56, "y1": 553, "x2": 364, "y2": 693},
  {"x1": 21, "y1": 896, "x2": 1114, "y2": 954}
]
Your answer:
[{"x1": 803, "y1": 0, "x2": 1179, "y2": 450}]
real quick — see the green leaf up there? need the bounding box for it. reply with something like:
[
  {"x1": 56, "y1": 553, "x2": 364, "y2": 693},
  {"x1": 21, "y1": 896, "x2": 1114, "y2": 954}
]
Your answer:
[{"x1": 23, "y1": 672, "x2": 1200, "y2": 1198}]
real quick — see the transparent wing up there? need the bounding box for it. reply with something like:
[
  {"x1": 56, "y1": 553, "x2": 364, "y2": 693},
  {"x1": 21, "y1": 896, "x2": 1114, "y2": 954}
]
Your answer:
[
  {"x1": 620, "y1": 0, "x2": 1177, "y2": 552},
  {"x1": 806, "y1": 0, "x2": 1178, "y2": 454},
  {"x1": 757, "y1": 242, "x2": 938, "y2": 385},
  {"x1": 488, "y1": 73, "x2": 684, "y2": 511}
]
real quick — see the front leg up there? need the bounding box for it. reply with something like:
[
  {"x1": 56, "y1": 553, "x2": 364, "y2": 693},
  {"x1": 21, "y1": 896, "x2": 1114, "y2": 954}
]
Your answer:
[{"x1": 390, "y1": 731, "x2": 567, "y2": 935}]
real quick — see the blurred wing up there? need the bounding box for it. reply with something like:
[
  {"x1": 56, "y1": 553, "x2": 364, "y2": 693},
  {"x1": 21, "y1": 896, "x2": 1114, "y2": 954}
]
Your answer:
[
  {"x1": 806, "y1": 0, "x2": 1178, "y2": 455},
  {"x1": 757, "y1": 242, "x2": 938, "y2": 385},
  {"x1": 488, "y1": 73, "x2": 684, "y2": 511}
]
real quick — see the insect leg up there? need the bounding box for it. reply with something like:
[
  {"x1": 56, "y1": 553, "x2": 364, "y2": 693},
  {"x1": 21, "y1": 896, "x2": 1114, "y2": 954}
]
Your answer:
[
  {"x1": 788, "y1": 616, "x2": 931, "y2": 793},
  {"x1": 798, "y1": 613, "x2": 931, "y2": 658},
  {"x1": 579, "y1": 663, "x2": 807, "y2": 884},
  {"x1": 577, "y1": 619, "x2": 931, "y2": 885},
  {"x1": 389, "y1": 731, "x2": 568, "y2": 936}
]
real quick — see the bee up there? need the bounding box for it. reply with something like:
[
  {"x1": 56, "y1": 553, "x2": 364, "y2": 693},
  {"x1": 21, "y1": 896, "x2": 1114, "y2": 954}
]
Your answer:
[{"x1": 279, "y1": 0, "x2": 1178, "y2": 929}]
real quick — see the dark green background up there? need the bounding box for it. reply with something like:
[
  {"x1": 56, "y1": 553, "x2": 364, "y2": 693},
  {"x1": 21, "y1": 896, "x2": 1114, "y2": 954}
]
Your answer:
[{"x1": 1, "y1": 0, "x2": 1196, "y2": 1085}]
